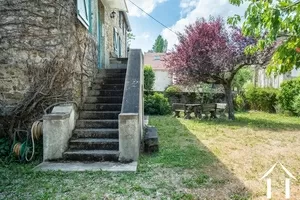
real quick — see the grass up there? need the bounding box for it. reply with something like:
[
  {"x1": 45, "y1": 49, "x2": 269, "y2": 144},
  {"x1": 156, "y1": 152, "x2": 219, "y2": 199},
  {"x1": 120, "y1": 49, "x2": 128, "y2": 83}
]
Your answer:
[{"x1": 1, "y1": 111, "x2": 300, "y2": 199}]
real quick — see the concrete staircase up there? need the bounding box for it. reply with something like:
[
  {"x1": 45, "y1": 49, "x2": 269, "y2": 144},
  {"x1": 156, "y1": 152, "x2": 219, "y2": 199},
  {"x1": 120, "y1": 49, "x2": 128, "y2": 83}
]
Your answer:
[{"x1": 63, "y1": 69, "x2": 126, "y2": 162}]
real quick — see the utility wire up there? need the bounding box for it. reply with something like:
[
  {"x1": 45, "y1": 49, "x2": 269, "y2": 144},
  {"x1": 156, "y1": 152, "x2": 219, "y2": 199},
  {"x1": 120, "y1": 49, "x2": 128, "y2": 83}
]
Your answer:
[{"x1": 127, "y1": 0, "x2": 180, "y2": 36}]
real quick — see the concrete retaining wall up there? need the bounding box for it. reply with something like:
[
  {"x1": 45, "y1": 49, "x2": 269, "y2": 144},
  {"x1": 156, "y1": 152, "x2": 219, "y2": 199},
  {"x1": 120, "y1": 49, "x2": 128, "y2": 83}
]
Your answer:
[
  {"x1": 119, "y1": 49, "x2": 144, "y2": 162},
  {"x1": 43, "y1": 104, "x2": 77, "y2": 161}
]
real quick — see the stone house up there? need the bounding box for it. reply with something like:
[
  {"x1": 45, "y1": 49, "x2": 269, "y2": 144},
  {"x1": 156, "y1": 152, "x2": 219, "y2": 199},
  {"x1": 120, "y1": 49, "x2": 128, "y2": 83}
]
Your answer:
[
  {"x1": 144, "y1": 52, "x2": 173, "y2": 91},
  {"x1": 0, "y1": 0, "x2": 131, "y2": 114},
  {"x1": 0, "y1": 0, "x2": 144, "y2": 167}
]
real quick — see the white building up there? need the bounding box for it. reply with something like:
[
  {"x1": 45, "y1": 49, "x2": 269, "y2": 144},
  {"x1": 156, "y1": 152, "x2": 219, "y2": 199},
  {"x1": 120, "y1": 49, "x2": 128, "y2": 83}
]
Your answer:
[
  {"x1": 256, "y1": 67, "x2": 300, "y2": 88},
  {"x1": 144, "y1": 53, "x2": 173, "y2": 91}
]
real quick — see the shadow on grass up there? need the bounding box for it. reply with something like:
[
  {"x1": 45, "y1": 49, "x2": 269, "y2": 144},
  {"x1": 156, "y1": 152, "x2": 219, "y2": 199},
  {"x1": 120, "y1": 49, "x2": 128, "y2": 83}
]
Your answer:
[
  {"x1": 199, "y1": 112, "x2": 300, "y2": 131},
  {"x1": 143, "y1": 115, "x2": 253, "y2": 200}
]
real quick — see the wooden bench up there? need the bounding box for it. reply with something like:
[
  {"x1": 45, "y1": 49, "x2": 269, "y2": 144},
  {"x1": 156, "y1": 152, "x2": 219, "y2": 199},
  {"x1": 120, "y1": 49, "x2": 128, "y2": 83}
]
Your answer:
[
  {"x1": 172, "y1": 103, "x2": 186, "y2": 118},
  {"x1": 202, "y1": 103, "x2": 217, "y2": 119},
  {"x1": 216, "y1": 103, "x2": 227, "y2": 117}
]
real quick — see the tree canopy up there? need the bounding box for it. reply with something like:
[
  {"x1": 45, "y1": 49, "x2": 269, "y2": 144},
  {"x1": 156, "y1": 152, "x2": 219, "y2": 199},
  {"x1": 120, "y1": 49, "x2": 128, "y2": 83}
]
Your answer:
[
  {"x1": 228, "y1": 0, "x2": 300, "y2": 74},
  {"x1": 127, "y1": 32, "x2": 135, "y2": 47},
  {"x1": 164, "y1": 17, "x2": 274, "y2": 119},
  {"x1": 152, "y1": 35, "x2": 168, "y2": 53},
  {"x1": 144, "y1": 65, "x2": 155, "y2": 91}
]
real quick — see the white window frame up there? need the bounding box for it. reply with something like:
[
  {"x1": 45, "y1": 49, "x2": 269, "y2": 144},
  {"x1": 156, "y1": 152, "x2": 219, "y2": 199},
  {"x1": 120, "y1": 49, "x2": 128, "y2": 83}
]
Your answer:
[{"x1": 77, "y1": 0, "x2": 90, "y2": 29}]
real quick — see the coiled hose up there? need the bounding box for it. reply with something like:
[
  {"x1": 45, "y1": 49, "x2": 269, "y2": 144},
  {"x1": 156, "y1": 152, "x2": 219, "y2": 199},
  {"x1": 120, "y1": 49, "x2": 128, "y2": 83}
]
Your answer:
[{"x1": 12, "y1": 121, "x2": 43, "y2": 161}]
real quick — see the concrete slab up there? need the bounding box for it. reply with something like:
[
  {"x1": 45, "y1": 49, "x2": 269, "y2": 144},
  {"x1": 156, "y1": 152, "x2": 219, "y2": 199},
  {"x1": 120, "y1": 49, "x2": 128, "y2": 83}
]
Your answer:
[{"x1": 35, "y1": 161, "x2": 138, "y2": 172}]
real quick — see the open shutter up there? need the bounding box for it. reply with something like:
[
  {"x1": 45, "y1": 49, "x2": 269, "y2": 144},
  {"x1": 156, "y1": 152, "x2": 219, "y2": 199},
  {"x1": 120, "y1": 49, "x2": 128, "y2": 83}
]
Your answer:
[
  {"x1": 113, "y1": 28, "x2": 119, "y2": 56},
  {"x1": 119, "y1": 36, "x2": 122, "y2": 57},
  {"x1": 77, "y1": 0, "x2": 90, "y2": 29}
]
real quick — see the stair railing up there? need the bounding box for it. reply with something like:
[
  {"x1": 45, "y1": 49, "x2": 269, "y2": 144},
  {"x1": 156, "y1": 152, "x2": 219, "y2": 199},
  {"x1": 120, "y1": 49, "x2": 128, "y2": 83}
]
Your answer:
[{"x1": 119, "y1": 49, "x2": 144, "y2": 163}]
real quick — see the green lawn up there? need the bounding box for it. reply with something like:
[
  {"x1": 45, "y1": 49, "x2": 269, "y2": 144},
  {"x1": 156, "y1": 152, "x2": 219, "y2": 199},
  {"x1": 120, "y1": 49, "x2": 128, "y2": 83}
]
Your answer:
[{"x1": 1, "y1": 112, "x2": 300, "y2": 200}]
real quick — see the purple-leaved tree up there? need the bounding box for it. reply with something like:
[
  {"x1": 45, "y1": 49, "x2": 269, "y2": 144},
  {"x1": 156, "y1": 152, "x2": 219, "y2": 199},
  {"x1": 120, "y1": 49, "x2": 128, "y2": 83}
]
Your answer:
[{"x1": 164, "y1": 17, "x2": 273, "y2": 120}]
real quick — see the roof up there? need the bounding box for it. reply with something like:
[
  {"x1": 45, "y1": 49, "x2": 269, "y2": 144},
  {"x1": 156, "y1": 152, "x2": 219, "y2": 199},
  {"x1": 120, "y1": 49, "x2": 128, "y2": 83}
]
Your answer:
[
  {"x1": 144, "y1": 53, "x2": 167, "y2": 70},
  {"x1": 122, "y1": 11, "x2": 132, "y2": 32},
  {"x1": 102, "y1": 0, "x2": 128, "y2": 12}
]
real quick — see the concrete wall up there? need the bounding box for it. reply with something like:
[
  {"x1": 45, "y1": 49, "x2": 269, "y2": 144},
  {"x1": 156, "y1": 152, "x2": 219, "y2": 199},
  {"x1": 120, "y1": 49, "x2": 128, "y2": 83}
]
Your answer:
[
  {"x1": 119, "y1": 49, "x2": 144, "y2": 162},
  {"x1": 43, "y1": 104, "x2": 77, "y2": 161},
  {"x1": 153, "y1": 69, "x2": 173, "y2": 91}
]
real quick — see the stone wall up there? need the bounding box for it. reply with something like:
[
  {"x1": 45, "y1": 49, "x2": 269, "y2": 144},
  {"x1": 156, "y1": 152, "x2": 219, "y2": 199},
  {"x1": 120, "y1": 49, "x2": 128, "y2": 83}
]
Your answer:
[
  {"x1": 104, "y1": 10, "x2": 128, "y2": 62},
  {"x1": 0, "y1": 0, "x2": 97, "y2": 132}
]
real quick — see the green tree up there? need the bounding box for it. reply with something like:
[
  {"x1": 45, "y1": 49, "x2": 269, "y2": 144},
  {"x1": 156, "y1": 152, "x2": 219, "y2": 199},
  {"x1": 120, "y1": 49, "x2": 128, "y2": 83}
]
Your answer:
[
  {"x1": 228, "y1": 0, "x2": 300, "y2": 74},
  {"x1": 127, "y1": 32, "x2": 135, "y2": 47},
  {"x1": 144, "y1": 65, "x2": 155, "y2": 91},
  {"x1": 232, "y1": 67, "x2": 254, "y2": 93},
  {"x1": 152, "y1": 35, "x2": 168, "y2": 53}
]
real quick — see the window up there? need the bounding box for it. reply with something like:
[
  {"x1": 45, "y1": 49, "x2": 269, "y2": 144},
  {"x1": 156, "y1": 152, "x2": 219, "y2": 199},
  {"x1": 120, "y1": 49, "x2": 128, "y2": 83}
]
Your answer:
[
  {"x1": 154, "y1": 56, "x2": 160, "y2": 60},
  {"x1": 77, "y1": 0, "x2": 90, "y2": 29}
]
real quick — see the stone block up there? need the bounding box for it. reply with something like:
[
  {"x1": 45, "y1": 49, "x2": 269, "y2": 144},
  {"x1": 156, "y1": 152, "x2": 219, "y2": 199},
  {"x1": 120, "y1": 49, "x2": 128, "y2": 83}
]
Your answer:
[
  {"x1": 144, "y1": 126, "x2": 159, "y2": 153},
  {"x1": 43, "y1": 104, "x2": 77, "y2": 161},
  {"x1": 119, "y1": 113, "x2": 140, "y2": 163}
]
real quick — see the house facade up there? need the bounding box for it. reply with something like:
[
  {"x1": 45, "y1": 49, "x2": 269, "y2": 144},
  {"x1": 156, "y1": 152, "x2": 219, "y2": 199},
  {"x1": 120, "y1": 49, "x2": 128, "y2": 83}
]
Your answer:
[
  {"x1": 144, "y1": 53, "x2": 173, "y2": 91},
  {"x1": 0, "y1": 0, "x2": 131, "y2": 114},
  {"x1": 256, "y1": 67, "x2": 300, "y2": 88}
]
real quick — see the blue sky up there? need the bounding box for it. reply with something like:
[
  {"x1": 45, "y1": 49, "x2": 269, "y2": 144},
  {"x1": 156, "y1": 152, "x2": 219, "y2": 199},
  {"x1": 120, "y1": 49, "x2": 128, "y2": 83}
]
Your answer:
[{"x1": 126, "y1": 0, "x2": 248, "y2": 52}]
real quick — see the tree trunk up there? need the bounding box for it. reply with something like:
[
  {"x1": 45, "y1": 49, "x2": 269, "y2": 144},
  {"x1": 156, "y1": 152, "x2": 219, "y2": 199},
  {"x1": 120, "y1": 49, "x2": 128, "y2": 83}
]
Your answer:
[{"x1": 223, "y1": 83, "x2": 235, "y2": 120}]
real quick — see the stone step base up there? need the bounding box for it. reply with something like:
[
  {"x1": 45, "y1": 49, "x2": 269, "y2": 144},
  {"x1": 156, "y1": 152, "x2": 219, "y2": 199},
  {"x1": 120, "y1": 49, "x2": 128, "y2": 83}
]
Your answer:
[
  {"x1": 63, "y1": 150, "x2": 119, "y2": 162},
  {"x1": 76, "y1": 120, "x2": 118, "y2": 129},
  {"x1": 73, "y1": 129, "x2": 119, "y2": 139}
]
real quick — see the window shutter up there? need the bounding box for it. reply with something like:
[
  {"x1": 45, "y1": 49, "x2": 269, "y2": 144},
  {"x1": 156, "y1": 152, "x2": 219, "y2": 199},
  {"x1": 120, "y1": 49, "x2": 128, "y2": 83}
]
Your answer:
[
  {"x1": 119, "y1": 36, "x2": 122, "y2": 57},
  {"x1": 113, "y1": 28, "x2": 119, "y2": 55},
  {"x1": 77, "y1": 0, "x2": 90, "y2": 29}
]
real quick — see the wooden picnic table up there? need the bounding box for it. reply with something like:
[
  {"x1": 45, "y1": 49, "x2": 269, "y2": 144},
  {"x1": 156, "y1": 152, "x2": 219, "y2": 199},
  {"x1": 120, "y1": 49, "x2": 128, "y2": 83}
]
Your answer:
[
  {"x1": 184, "y1": 104, "x2": 201, "y2": 119},
  {"x1": 172, "y1": 103, "x2": 228, "y2": 119}
]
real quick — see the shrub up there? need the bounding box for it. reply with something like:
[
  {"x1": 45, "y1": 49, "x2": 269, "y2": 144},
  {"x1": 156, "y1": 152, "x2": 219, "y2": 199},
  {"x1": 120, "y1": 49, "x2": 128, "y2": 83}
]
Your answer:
[
  {"x1": 278, "y1": 78, "x2": 300, "y2": 114},
  {"x1": 234, "y1": 94, "x2": 247, "y2": 111},
  {"x1": 292, "y1": 94, "x2": 300, "y2": 116},
  {"x1": 0, "y1": 138, "x2": 10, "y2": 158},
  {"x1": 165, "y1": 85, "x2": 182, "y2": 97},
  {"x1": 144, "y1": 93, "x2": 171, "y2": 115},
  {"x1": 245, "y1": 85, "x2": 279, "y2": 113},
  {"x1": 144, "y1": 65, "x2": 155, "y2": 91}
]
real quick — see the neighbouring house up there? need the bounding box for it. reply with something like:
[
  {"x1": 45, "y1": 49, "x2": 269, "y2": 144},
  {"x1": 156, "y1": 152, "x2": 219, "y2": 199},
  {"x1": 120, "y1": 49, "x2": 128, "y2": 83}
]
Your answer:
[
  {"x1": 144, "y1": 53, "x2": 173, "y2": 91},
  {"x1": 0, "y1": 0, "x2": 144, "y2": 167},
  {"x1": 256, "y1": 67, "x2": 300, "y2": 88}
]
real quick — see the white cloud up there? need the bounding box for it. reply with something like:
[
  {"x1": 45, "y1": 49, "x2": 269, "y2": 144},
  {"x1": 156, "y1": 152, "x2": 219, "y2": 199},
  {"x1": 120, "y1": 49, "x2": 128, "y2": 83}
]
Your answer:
[
  {"x1": 162, "y1": 0, "x2": 248, "y2": 50},
  {"x1": 127, "y1": 0, "x2": 168, "y2": 17},
  {"x1": 130, "y1": 32, "x2": 154, "y2": 52},
  {"x1": 180, "y1": 0, "x2": 198, "y2": 17}
]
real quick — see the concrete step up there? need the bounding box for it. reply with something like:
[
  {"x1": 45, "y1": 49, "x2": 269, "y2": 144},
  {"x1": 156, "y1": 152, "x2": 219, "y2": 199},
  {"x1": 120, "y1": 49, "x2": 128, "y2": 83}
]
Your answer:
[
  {"x1": 110, "y1": 63, "x2": 127, "y2": 69},
  {"x1": 101, "y1": 69, "x2": 126, "y2": 73},
  {"x1": 76, "y1": 120, "x2": 119, "y2": 128},
  {"x1": 91, "y1": 84, "x2": 124, "y2": 90},
  {"x1": 63, "y1": 150, "x2": 119, "y2": 162},
  {"x1": 69, "y1": 138, "x2": 119, "y2": 150},
  {"x1": 85, "y1": 96, "x2": 123, "y2": 104},
  {"x1": 73, "y1": 129, "x2": 119, "y2": 138},
  {"x1": 96, "y1": 73, "x2": 126, "y2": 79},
  {"x1": 82, "y1": 104, "x2": 122, "y2": 111},
  {"x1": 109, "y1": 58, "x2": 128, "y2": 64},
  {"x1": 93, "y1": 78, "x2": 126, "y2": 84},
  {"x1": 79, "y1": 111, "x2": 120, "y2": 119},
  {"x1": 88, "y1": 90, "x2": 124, "y2": 97}
]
